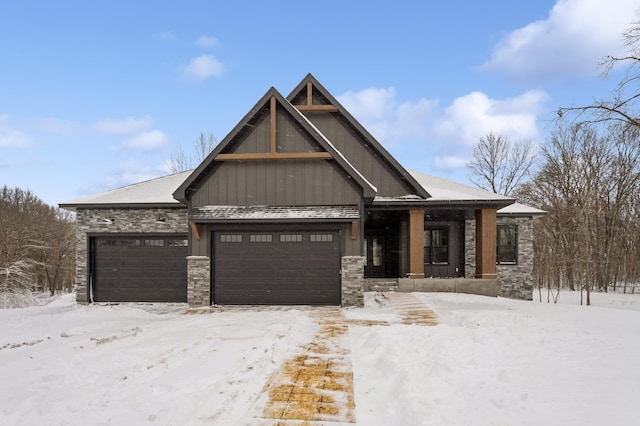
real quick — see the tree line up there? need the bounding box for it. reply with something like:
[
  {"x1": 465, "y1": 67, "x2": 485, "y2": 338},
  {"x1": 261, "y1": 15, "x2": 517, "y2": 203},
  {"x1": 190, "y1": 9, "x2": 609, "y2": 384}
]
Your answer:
[
  {"x1": 0, "y1": 186, "x2": 75, "y2": 300},
  {"x1": 468, "y1": 15, "x2": 640, "y2": 303}
]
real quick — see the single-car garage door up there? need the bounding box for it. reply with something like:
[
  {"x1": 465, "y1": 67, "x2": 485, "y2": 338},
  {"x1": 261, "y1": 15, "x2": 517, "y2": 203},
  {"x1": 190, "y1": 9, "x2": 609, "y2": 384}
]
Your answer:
[
  {"x1": 213, "y1": 230, "x2": 341, "y2": 305},
  {"x1": 92, "y1": 236, "x2": 188, "y2": 302}
]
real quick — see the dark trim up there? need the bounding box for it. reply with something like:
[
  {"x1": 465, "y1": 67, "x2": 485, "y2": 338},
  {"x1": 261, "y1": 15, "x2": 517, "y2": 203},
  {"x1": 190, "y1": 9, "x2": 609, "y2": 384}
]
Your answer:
[
  {"x1": 59, "y1": 203, "x2": 185, "y2": 211},
  {"x1": 191, "y1": 217, "x2": 358, "y2": 224},
  {"x1": 173, "y1": 87, "x2": 377, "y2": 203},
  {"x1": 287, "y1": 73, "x2": 430, "y2": 199},
  {"x1": 497, "y1": 212, "x2": 547, "y2": 219},
  {"x1": 367, "y1": 200, "x2": 514, "y2": 210},
  {"x1": 86, "y1": 232, "x2": 188, "y2": 304},
  {"x1": 496, "y1": 224, "x2": 519, "y2": 265},
  {"x1": 209, "y1": 225, "x2": 344, "y2": 305},
  {"x1": 87, "y1": 232, "x2": 189, "y2": 238}
]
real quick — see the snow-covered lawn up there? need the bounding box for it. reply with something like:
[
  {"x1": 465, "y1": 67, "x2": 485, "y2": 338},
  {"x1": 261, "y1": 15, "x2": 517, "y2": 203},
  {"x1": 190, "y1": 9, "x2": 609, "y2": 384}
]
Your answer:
[{"x1": 1, "y1": 291, "x2": 639, "y2": 425}]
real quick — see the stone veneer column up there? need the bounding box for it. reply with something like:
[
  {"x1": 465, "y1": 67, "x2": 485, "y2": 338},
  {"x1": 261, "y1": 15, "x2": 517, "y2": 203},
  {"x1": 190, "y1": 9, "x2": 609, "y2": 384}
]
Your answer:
[
  {"x1": 464, "y1": 218, "x2": 476, "y2": 279},
  {"x1": 187, "y1": 256, "x2": 211, "y2": 306},
  {"x1": 341, "y1": 256, "x2": 365, "y2": 307}
]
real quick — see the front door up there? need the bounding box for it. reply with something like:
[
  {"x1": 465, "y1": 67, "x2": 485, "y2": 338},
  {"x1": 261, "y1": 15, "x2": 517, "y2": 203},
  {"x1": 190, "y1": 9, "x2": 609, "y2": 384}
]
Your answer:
[{"x1": 364, "y1": 235, "x2": 385, "y2": 277}]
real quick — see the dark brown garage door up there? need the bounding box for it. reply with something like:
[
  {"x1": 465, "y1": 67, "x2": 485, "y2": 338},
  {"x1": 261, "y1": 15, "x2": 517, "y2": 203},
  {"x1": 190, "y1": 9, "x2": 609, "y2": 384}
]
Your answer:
[
  {"x1": 92, "y1": 236, "x2": 188, "y2": 302},
  {"x1": 213, "y1": 231, "x2": 341, "y2": 305}
]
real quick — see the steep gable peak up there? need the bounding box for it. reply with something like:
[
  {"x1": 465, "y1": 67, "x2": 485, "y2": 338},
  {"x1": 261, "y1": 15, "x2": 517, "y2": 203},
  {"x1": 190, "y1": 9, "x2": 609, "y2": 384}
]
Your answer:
[
  {"x1": 173, "y1": 86, "x2": 376, "y2": 203},
  {"x1": 287, "y1": 74, "x2": 430, "y2": 199}
]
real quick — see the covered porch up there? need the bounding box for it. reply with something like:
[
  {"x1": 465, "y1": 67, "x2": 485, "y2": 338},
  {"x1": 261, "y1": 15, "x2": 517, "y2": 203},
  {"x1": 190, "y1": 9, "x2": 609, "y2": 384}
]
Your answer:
[{"x1": 362, "y1": 206, "x2": 499, "y2": 295}]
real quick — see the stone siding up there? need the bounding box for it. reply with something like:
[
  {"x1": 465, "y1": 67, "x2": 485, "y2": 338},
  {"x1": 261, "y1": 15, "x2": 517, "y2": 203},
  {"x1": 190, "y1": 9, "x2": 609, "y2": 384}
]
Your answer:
[
  {"x1": 187, "y1": 256, "x2": 211, "y2": 306},
  {"x1": 74, "y1": 207, "x2": 188, "y2": 303},
  {"x1": 341, "y1": 256, "x2": 365, "y2": 307},
  {"x1": 464, "y1": 218, "x2": 476, "y2": 279},
  {"x1": 496, "y1": 216, "x2": 534, "y2": 300}
]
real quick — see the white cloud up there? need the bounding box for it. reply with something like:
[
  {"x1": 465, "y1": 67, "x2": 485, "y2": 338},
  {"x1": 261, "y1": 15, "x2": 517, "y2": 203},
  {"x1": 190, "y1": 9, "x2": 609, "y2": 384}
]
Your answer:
[
  {"x1": 0, "y1": 115, "x2": 32, "y2": 147},
  {"x1": 434, "y1": 90, "x2": 547, "y2": 148},
  {"x1": 120, "y1": 130, "x2": 169, "y2": 151},
  {"x1": 159, "y1": 31, "x2": 176, "y2": 42},
  {"x1": 82, "y1": 160, "x2": 166, "y2": 195},
  {"x1": 434, "y1": 156, "x2": 470, "y2": 170},
  {"x1": 38, "y1": 118, "x2": 78, "y2": 136},
  {"x1": 479, "y1": 0, "x2": 638, "y2": 82},
  {"x1": 338, "y1": 87, "x2": 547, "y2": 172},
  {"x1": 197, "y1": 35, "x2": 219, "y2": 48},
  {"x1": 338, "y1": 87, "x2": 438, "y2": 145},
  {"x1": 93, "y1": 116, "x2": 154, "y2": 135},
  {"x1": 181, "y1": 55, "x2": 224, "y2": 82}
]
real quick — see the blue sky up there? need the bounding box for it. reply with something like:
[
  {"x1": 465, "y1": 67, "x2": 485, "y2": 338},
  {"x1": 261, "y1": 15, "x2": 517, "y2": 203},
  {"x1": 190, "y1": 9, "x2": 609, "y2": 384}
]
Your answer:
[{"x1": 1, "y1": 0, "x2": 638, "y2": 206}]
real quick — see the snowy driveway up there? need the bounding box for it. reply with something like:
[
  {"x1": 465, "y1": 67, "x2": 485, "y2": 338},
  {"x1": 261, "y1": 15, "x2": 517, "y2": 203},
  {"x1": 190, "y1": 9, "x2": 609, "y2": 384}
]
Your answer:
[{"x1": 1, "y1": 291, "x2": 640, "y2": 425}]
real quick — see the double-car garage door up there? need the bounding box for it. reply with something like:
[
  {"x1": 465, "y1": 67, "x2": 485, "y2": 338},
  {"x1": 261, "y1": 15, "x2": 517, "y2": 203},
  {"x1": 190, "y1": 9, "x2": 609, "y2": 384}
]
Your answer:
[
  {"x1": 92, "y1": 236, "x2": 188, "y2": 302},
  {"x1": 91, "y1": 230, "x2": 341, "y2": 305},
  {"x1": 213, "y1": 230, "x2": 341, "y2": 305}
]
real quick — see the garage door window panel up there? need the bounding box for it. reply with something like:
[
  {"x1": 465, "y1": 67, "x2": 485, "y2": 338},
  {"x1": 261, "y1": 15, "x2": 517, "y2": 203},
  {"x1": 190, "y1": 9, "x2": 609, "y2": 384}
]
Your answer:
[
  {"x1": 220, "y1": 234, "x2": 242, "y2": 243},
  {"x1": 250, "y1": 234, "x2": 273, "y2": 243},
  {"x1": 310, "y1": 233, "x2": 333, "y2": 242},
  {"x1": 280, "y1": 234, "x2": 303, "y2": 242}
]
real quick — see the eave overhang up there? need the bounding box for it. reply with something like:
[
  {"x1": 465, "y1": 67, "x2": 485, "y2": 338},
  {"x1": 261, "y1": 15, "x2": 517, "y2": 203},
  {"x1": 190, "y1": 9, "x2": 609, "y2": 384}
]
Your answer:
[{"x1": 59, "y1": 202, "x2": 186, "y2": 211}]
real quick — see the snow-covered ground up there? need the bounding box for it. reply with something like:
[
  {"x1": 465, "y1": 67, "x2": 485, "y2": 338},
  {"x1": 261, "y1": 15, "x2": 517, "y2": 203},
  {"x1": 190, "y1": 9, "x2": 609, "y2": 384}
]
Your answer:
[{"x1": 1, "y1": 291, "x2": 639, "y2": 425}]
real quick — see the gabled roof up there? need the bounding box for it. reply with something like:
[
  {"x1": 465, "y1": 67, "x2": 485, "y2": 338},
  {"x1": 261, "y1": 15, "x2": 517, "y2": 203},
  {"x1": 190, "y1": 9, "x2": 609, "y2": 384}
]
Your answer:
[
  {"x1": 409, "y1": 170, "x2": 513, "y2": 202},
  {"x1": 173, "y1": 87, "x2": 377, "y2": 203},
  {"x1": 496, "y1": 202, "x2": 547, "y2": 217},
  {"x1": 287, "y1": 73, "x2": 430, "y2": 199},
  {"x1": 59, "y1": 171, "x2": 191, "y2": 210},
  {"x1": 59, "y1": 167, "x2": 545, "y2": 217}
]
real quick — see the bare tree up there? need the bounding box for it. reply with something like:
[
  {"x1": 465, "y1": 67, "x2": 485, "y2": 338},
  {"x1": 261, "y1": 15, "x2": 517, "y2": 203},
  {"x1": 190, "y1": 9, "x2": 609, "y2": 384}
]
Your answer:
[
  {"x1": 166, "y1": 132, "x2": 217, "y2": 174},
  {"x1": 467, "y1": 132, "x2": 537, "y2": 196},
  {"x1": 1, "y1": 186, "x2": 75, "y2": 305},
  {"x1": 519, "y1": 121, "x2": 640, "y2": 304},
  {"x1": 558, "y1": 13, "x2": 640, "y2": 127}
]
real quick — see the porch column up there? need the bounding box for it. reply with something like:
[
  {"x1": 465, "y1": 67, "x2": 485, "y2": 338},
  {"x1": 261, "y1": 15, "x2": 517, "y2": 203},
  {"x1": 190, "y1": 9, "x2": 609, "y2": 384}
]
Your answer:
[
  {"x1": 407, "y1": 209, "x2": 425, "y2": 279},
  {"x1": 475, "y1": 208, "x2": 497, "y2": 279}
]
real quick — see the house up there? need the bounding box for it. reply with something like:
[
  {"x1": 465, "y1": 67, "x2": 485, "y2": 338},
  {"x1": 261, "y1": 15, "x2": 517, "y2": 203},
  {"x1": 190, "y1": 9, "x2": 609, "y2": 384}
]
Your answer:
[{"x1": 60, "y1": 74, "x2": 545, "y2": 307}]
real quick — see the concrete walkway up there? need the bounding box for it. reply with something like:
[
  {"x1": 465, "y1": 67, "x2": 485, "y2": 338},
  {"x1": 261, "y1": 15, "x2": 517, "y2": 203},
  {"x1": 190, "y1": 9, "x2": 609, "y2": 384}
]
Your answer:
[
  {"x1": 255, "y1": 308, "x2": 356, "y2": 424},
  {"x1": 253, "y1": 292, "x2": 438, "y2": 424},
  {"x1": 383, "y1": 292, "x2": 439, "y2": 326}
]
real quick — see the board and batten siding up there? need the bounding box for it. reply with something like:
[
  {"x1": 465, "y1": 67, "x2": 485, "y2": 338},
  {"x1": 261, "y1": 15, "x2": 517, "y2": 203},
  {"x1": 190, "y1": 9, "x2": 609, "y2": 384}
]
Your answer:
[
  {"x1": 226, "y1": 105, "x2": 327, "y2": 155},
  {"x1": 304, "y1": 113, "x2": 414, "y2": 197},
  {"x1": 191, "y1": 160, "x2": 362, "y2": 206}
]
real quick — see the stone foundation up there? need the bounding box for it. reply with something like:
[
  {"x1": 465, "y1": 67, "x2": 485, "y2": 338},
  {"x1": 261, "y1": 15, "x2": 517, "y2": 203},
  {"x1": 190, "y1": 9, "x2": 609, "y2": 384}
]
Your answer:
[
  {"x1": 341, "y1": 256, "x2": 365, "y2": 307},
  {"x1": 187, "y1": 256, "x2": 211, "y2": 306},
  {"x1": 398, "y1": 278, "x2": 497, "y2": 297}
]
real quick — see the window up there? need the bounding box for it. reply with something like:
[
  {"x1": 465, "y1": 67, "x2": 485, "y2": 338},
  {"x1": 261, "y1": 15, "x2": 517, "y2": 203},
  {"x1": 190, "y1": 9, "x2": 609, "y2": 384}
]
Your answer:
[
  {"x1": 424, "y1": 229, "x2": 449, "y2": 264},
  {"x1": 250, "y1": 234, "x2": 272, "y2": 243},
  {"x1": 280, "y1": 234, "x2": 303, "y2": 242},
  {"x1": 220, "y1": 234, "x2": 242, "y2": 243},
  {"x1": 144, "y1": 239, "x2": 165, "y2": 247},
  {"x1": 497, "y1": 225, "x2": 518, "y2": 264},
  {"x1": 168, "y1": 239, "x2": 188, "y2": 247}
]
